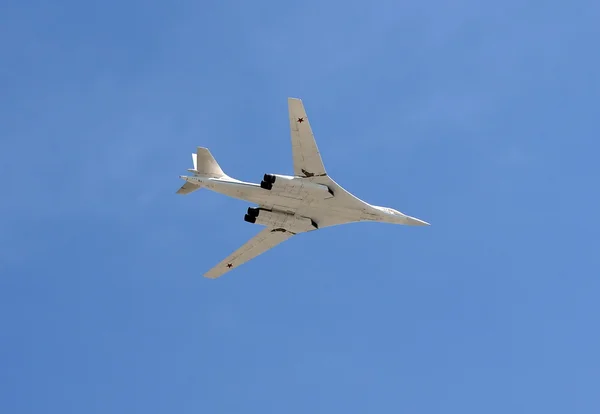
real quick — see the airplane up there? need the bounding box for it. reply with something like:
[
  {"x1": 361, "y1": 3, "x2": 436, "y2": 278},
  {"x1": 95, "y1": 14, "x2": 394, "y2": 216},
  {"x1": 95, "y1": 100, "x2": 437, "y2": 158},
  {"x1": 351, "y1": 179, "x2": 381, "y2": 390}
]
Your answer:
[{"x1": 177, "y1": 97, "x2": 429, "y2": 279}]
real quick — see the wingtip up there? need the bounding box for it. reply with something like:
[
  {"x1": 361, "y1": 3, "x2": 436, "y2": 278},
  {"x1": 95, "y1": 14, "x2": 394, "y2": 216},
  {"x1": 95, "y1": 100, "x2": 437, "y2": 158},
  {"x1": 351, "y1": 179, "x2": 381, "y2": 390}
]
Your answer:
[{"x1": 405, "y1": 216, "x2": 430, "y2": 226}]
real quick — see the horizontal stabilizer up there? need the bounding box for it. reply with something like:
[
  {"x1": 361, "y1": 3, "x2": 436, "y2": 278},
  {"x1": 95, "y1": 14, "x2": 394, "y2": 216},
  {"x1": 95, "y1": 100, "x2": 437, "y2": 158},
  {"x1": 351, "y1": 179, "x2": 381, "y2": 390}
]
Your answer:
[{"x1": 176, "y1": 181, "x2": 201, "y2": 195}]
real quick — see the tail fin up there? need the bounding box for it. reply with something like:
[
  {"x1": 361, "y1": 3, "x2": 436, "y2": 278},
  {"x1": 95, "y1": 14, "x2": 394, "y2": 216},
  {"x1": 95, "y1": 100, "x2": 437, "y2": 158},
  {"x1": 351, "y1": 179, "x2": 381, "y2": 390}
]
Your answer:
[
  {"x1": 177, "y1": 147, "x2": 225, "y2": 195},
  {"x1": 188, "y1": 147, "x2": 226, "y2": 178}
]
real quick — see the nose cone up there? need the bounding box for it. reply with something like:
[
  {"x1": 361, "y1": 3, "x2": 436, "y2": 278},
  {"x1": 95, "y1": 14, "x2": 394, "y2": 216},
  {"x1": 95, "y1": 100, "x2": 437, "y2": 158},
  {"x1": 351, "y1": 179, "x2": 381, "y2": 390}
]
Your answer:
[{"x1": 404, "y1": 216, "x2": 430, "y2": 226}]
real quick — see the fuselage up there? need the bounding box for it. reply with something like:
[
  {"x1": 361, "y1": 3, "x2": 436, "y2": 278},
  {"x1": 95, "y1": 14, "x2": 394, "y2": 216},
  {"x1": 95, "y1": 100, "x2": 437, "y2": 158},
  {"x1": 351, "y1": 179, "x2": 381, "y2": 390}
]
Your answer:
[{"x1": 181, "y1": 173, "x2": 429, "y2": 229}]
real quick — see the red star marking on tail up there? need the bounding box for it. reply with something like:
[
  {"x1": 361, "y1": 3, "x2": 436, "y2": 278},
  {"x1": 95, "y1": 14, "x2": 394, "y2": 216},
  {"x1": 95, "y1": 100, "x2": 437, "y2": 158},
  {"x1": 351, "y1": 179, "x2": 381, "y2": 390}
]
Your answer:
[{"x1": 297, "y1": 117, "x2": 304, "y2": 123}]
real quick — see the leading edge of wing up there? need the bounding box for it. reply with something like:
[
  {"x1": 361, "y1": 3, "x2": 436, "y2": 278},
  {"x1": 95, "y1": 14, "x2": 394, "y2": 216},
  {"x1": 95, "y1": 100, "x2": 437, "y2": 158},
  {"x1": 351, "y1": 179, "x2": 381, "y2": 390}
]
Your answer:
[
  {"x1": 288, "y1": 97, "x2": 326, "y2": 178},
  {"x1": 204, "y1": 227, "x2": 294, "y2": 279}
]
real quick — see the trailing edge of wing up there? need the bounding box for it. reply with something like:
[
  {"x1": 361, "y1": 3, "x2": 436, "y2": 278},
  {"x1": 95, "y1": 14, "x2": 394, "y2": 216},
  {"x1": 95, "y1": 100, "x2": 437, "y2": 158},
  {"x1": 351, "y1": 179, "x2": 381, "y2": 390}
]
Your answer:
[
  {"x1": 288, "y1": 98, "x2": 326, "y2": 178},
  {"x1": 204, "y1": 227, "x2": 294, "y2": 279}
]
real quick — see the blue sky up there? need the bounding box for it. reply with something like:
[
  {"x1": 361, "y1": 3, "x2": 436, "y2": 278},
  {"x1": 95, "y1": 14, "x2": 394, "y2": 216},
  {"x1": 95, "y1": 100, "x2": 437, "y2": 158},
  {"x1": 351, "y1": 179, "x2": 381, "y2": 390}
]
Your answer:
[{"x1": 1, "y1": 0, "x2": 599, "y2": 412}]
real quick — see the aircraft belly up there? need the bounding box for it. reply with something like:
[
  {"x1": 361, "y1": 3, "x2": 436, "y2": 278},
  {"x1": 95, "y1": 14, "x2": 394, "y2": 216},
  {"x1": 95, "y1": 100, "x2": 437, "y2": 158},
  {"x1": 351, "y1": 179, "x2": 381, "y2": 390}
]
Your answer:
[
  {"x1": 225, "y1": 188, "x2": 305, "y2": 211},
  {"x1": 246, "y1": 187, "x2": 331, "y2": 211},
  {"x1": 206, "y1": 181, "x2": 265, "y2": 203},
  {"x1": 208, "y1": 179, "x2": 364, "y2": 226}
]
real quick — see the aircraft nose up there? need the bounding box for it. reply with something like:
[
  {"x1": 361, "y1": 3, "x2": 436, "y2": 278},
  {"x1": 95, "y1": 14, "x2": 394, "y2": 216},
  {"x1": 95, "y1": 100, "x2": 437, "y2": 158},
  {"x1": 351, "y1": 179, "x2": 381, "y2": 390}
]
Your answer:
[{"x1": 404, "y1": 216, "x2": 430, "y2": 226}]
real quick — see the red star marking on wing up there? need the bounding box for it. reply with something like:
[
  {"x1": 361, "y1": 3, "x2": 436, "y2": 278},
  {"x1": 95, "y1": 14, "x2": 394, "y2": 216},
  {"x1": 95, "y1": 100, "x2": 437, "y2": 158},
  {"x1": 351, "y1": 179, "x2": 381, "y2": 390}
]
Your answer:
[
  {"x1": 227, "y1": 263, "x2": 233, "y2": 268},
  {"x1": 297, "y1": 117, "x2": 304, "y2": 123}
]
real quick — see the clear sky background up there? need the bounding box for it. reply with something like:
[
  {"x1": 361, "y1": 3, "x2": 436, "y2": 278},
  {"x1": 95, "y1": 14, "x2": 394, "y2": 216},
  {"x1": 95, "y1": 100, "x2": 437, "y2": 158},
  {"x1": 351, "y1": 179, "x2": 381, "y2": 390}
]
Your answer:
[{"x1": 1, "y1": 1, "x2": 599, "y2": 413}]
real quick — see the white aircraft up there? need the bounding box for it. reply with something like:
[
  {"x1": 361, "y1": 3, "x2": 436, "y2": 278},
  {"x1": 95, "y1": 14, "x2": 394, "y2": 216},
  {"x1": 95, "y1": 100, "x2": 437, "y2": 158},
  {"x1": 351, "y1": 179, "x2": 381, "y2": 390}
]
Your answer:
[{"x1": 177, "y1": 98, "x2": 429, "y2": 278}]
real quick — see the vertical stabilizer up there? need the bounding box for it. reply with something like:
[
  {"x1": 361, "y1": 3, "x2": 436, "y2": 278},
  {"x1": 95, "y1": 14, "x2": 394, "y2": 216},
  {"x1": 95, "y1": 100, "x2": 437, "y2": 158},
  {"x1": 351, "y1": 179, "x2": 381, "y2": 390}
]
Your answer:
[
  {"x1": 190, "y1": 147, "x2": 226, "y2": 178},
  {"x1": 191, "y1": 152, "x2": 198, "y2": 171}
]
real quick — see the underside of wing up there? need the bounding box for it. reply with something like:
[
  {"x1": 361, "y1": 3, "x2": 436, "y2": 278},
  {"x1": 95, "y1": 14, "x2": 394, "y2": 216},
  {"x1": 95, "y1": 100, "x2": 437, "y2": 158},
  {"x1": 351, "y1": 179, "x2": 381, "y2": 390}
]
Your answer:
[
  {"x1": 204, "y1": 227, "x2": 294, "y2": 279},
  {"x1": 288, "y1": 97, "x2": 327, "y2": 178}
]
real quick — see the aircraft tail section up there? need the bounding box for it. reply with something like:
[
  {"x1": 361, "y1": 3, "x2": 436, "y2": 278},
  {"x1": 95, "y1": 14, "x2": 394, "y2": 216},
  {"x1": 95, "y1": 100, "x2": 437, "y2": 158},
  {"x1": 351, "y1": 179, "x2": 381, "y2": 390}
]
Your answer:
[
  {"x1": 177, "y1": 147, "x2": 226, "y2": 195},
  {"x1": 189, "y1": 147, "x2": 226, "y2": 178}
]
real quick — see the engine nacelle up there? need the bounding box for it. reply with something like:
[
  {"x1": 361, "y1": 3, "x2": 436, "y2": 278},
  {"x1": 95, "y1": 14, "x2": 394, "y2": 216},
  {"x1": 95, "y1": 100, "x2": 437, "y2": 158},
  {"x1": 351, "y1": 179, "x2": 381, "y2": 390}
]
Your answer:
[
  {"x1": 260, "y1": 173, "x2": 334, "y2": 197},
  {"x1": 260, "y1": 174, "x2": 276, "y2": 190},
  {"x1": 245, "y1": 208, "x2": 318, "y2": 233}
]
